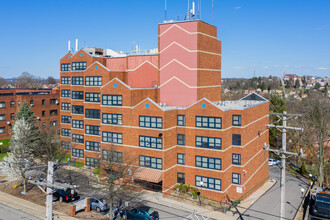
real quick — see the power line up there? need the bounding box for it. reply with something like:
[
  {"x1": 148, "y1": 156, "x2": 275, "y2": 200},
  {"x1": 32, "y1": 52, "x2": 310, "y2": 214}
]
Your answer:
[
  {"x1": 265, "y1": 111, "x2": 303, "y2": 220},
  {"x1": 28, "y1": 161, "x2": 77, "y2": 220}
]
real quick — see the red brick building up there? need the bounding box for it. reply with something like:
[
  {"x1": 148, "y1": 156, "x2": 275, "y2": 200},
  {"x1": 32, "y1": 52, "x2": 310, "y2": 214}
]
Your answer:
[
  {"x1": 60, "y1": 20, "x2": 269, "y2": 201},
  {"x1": 0, "y1": 88, "x2": 60, "y2": 139}
]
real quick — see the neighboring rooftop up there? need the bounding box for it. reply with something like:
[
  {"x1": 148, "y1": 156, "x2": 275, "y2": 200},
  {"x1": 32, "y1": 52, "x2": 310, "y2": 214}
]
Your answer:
[
  {"x1": 83, "y1": 47, "x2": 158, "y2": 58},
  {"x1": 157, "y1": 93, "x2": 268, "y2": 111}
]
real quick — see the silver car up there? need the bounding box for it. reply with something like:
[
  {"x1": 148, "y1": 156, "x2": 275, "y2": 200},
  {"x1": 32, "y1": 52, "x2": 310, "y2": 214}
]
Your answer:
[{"x1": 90, "y1": 196, "x2": 109, "y2": 212}]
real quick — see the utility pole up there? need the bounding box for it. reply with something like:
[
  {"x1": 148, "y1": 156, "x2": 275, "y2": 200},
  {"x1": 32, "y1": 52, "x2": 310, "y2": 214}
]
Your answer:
[
  {"x1": 265, "y1": 111, "x2": 303, "y2": 220},
  {"x1": 46, "y1": 161, "x2": 54, "y2": 220},
  {"x1": 27, "y1": 161, "x2": 76, "y2": 220}
]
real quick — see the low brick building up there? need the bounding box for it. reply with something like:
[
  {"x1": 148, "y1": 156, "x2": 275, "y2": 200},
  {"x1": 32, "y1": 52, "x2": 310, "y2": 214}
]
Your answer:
[
  {"x1": 0, "y1": 88, "x2": 60, "y2": 139},
  {"x1": 60, "y1": 20, "x2": 269, "y2": 201}
]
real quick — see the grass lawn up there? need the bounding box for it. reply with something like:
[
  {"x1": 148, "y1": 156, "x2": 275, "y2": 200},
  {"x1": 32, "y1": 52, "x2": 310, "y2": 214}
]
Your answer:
[
  {"x1": 0, "y1": 139, "x2": 10, "y2": 161},
  {"x1": 0, "y1": 139, "x2": 10, "y2": 148},
  {"x1": 0, "y1": 152, "x2": 8, "y2": 161},
  {"x1": 61, "y1": 153, "x2": 84, "y2": 167}
]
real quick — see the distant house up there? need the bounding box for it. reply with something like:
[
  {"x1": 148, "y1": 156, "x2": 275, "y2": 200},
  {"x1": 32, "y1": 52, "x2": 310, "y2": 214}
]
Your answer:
[
  {"x1": 284, "y1": 74, "x2": 298, "y2": 81},
  {"x1": 295, "y1": 140, "x2": 330, "y2": 161},
  {"x1": 306, "y1": 82, "x2": 314, "y2": 89},
  {"x1": 223, "y1": 88, "x2": 230, "y2": 93}
]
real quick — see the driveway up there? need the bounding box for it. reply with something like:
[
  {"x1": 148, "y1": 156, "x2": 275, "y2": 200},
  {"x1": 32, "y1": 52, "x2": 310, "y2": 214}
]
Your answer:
[{"x1": 241, "y1": 165, "x2": 309, "y2": 220}]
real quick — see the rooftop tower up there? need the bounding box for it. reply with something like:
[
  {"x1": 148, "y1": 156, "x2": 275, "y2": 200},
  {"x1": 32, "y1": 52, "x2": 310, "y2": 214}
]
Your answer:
[{"x1": 159, "y1": 20, "x2": 221, "y2": 107}]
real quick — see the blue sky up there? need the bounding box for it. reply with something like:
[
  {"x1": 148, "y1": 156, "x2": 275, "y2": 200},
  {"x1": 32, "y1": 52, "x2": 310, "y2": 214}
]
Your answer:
[{"x1": 0, "y1": 0, "x2": 329, "y2": 79}]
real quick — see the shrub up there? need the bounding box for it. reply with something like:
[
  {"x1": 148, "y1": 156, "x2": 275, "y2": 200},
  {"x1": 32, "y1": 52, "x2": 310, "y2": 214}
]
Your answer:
[
  {"x1": 301, "y1": 162, "x2": 307, "y2": 175},
  {"x1": 93, "y1": 167, "x2": 100, "y2": 174}
]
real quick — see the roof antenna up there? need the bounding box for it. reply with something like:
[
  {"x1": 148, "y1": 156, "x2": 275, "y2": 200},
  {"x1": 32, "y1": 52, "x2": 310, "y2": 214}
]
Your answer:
[
  {"x1": 200, "y1": 0, "x2": 202, "y2": 20},
  {"x1": 164, "y1": 0, "x2": 167, "y2": 21},
  {"x1": 212, "y1": 0, "x2": 214, "y2": 24},
  {"x1": 75, "y1": 39, "x2": 78, "y2": 52},
  {"x1": 190, "y1": 1, "x2": 195, "y2": 20},
  {"x1": 68, "y1": 40, "x2": 71, "y2": 52},
  {"x1": 197, "y1": 0, "x2": 199, "y2": 20},
  {"x1": 186, "y1": 0, "x2": 190, "y2": 20}
]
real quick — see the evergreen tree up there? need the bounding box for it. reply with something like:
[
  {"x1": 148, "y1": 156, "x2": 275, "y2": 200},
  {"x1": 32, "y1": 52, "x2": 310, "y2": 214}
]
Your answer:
[
  {"x1": 14, "y1": 101, "x2": 40, "y2": 145},
  {"x1": 269, "y1": 94, "x2": 286, "y2": 148},
  {"x1": 16, "y1": 101, "x2": 37, "y2": 127}
]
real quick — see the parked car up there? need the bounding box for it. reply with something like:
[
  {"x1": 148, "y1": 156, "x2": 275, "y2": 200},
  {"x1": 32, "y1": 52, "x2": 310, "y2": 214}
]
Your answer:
[
  {"x1": 18, "y1": 158, "x2": 33, "y2": 167},
  {"x1": 311, "y1": 192, "x2": 330, "y2": 218},
  {"x1": 268, "y1": 158, "x2": 279, "y2": 165},
  {"x1": 311, "y1": 187, "x2": 323, "y2": 198},
  {"x1": 53, "y1": 188, "x2": 80, "y2": 202},
  {"x1": 90, "y1": 196, "x2": 109, "y2": 212},
  {"x1": 122, "y1": 206, "x2": 159, "y2": 220}
]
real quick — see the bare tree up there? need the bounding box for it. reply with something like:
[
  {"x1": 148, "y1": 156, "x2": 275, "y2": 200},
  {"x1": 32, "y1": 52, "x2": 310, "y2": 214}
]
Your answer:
[
  {"x1": 17, "y1": 72, "x2": 43, "y2": 88},
  {"x1": 99, "y1": 146, "x2": 138, "y2": 219},
  {"x1": 298, "y1": 95, "x2": 330, "y2": 186},
  {"x1": 0, "y1": 77, "x2": 9, "y2": 87},
  {"x1": 46, "y1": 76, "x2": 57, "y2": 85},
  {"x1": 32, "y1": 129, "x2": 67, "y2": 165}
]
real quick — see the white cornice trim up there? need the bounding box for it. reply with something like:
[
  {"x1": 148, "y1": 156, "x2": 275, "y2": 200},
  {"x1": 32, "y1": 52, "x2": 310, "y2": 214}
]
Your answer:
[
  {"x1": 159, "y1": 24, "x2": 217, "y2": 39},
  {"x1": 160, "y1": 41, "x2": 220, "y2": 56}
]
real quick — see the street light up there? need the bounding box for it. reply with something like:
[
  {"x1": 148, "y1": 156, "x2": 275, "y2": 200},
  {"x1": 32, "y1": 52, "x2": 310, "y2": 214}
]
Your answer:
[
  {"x1": 308, "y1": 173, "x2": 314, "y2": 185},
  {"x1": 300, "y1": 188, "x2": 305, "y2": 199},
  {"x1": 199, "y1": 181, "x2": 204, "y2": 206}
]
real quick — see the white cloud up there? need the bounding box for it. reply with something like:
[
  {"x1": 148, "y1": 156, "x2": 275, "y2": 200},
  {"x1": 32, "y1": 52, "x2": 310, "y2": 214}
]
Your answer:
[
  {"x1": 234, "y1": 6, "x2": 242, "y2": 10},
  {"x1": 315, "y1": 67, "x2": 328, "y2": 70},
  {"x1": 232, "y1": 66, "x2": 242, "y2": 69},
  {"x1": 264, "y1": 66, "x2": 269, "y2": 69}
]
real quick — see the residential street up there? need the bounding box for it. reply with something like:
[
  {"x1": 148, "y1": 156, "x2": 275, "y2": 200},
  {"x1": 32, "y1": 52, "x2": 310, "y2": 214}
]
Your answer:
[
  {"x1": 241, "y1": 165, "x2": 309, "y2": 220},
  {"x1": 0, "y1": 165, "x2": 309, "y2": 220},
  {"x1": 0, "y1": 201, "x2": 40, "y2": 220}
]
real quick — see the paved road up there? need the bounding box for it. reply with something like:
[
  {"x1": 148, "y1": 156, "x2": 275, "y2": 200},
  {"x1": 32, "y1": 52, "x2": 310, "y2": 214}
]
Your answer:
[
  {"x1": 143, "y1": 200, "x2": 210, "y2": 220},
  {"x1": 241, "y1": 165, "x2": 309, "y2": 220},
  {"x1": 0, "y1": 201, "x2": 41, "y2": 220}
]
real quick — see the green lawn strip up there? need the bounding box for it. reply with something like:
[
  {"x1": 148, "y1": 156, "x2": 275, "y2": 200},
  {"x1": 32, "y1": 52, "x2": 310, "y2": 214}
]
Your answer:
[
  {"x1": 0, "y1": 139, "x2": 10, "y2": 153},
  {"x1": 60, "y1": 154, "x2": 84, "y2": 167},
  {"x1": 0, "y1": 152, "x2": 8, "y2": 161}
]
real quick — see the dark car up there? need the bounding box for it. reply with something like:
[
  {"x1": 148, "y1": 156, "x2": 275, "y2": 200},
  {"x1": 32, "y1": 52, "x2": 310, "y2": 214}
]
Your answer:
[
  {"x1": 53, "y1": 188, "x2": 80, "y2": 202},
  {"x1": 311, "y1": 192, "x2": 330, "y2": 218},
  {"x1": 122, "y1": 206, "x2": 159, "y2": 220}
]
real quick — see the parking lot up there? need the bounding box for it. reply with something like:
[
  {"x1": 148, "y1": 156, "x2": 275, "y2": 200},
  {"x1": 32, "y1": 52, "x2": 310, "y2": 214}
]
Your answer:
[{"x1": 55, "y1": 167, "x2": 212, "y2": 219}]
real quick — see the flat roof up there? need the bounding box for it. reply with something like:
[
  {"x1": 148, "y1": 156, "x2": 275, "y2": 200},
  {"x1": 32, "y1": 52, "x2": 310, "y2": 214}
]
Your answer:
[{"x1": 157, "y1": 93, "x2": 268, "y2": 111}]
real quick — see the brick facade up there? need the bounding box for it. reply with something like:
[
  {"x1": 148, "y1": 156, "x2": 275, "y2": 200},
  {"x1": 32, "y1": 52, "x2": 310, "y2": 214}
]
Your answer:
[
  {"x1": 0, "y1": 88, "x2": 60, "y2": 139},
  {"x1": 60, "y1": 20, "x2": 269, "y2": 202}
]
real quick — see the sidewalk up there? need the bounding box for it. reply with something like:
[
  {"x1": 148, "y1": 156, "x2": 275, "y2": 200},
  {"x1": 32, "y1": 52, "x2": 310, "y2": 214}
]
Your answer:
[
  {"x1": 238, "y1": 178, "x2": 277, "y2": 213},
  {"x1": 140, "y1": 178, "x2": 276, "y2": 220},
  {"x1": 0, "y1": 191, "x2": 78, "y2": 220}
]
